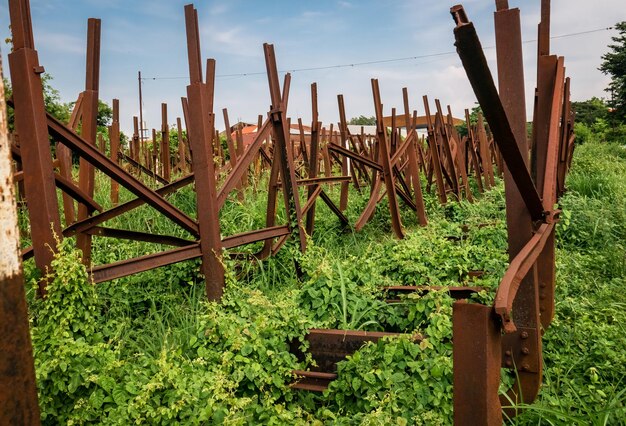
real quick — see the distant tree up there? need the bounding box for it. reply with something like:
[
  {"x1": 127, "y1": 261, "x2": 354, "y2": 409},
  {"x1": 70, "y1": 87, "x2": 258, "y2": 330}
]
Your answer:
[
  {"x1": 571, "y1": 97, "x2": 608, "y2": 127},
  {"x1": 600, "y1": 22, "x2": 626, "y2": 122},
  {"x1": 348, "y1": 115, "x2": 376, "y2": 125}
]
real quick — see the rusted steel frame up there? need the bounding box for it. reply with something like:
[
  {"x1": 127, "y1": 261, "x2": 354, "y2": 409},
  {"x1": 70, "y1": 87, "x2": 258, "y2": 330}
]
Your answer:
[
  {"x1": 217, "y1": 118, "x2": 271, "y2": 208},
  {"x1": 109, "y1": 99, "x2": 120, "y2": 205},
  {"x1": 494, "y1": 2, "x2": 544, "y2": 412},
  {"x1": 337, "y1": 96, "x2": 350, "y2": 210},
  {"x1": 222, "y1": 225, "x2": 290, "y2": 250},
  {"x1": 235, "y1": 129, "x2": 248, "y2": 191},
  {"x1": 176, "y1": 117, "x2": 186, "y2": 173},
  {"x1": 435, "y1": 99, "x2": 460, "y2": 198},
  {"x1": 8, "y1": 0, "x2": 62, "y2": 296},
  {"x1": 54, "y1": 172, "x2": 102, "y2": 213},
  {"x1": 222, "y1": 109, "x2": 244, "y2": 200},
  {"x1": 257, "y1": 142, "x2": 282, "y2": 259},
  {"x1": 297, "y1": 118, "x2": 309, "y2": 169},
  {"x1": 423, "y1": 96, "x2": 447, "y2": 203},
  {"x1": 117, "y1": 151, "x2": 169, "y2": 184},
  {"x1": 465, "y1": 108, "x2": 484, "y2": 192},
  {"x1": 337, "y1": 96, "x2": 368, "y2": 188},
  {"x1": 493, "y1": 221, "x2": 554, "y2": 332},
  {"x1": 402, "y1": 89, "x2": 427, "y2": 226},
  {"x1": 131, "y1": 116, "x2": 139, "y2": 162},
  {"x1": 58, "y1": 92, "x2": 83, "y2": 224},
  {"x1": 452, "y1": 13, "x2": 544, "y2": 222},
  {"x1": 476, "y1": 114, "x2": 495, "y2": 188},
  {"x1": 448, "y1": 112, "x2": 473, "y2": 203},
  {"x1": 302, "y1": 185, "x2": 324, "y2": 215},
  {"x1": 61, "y1": 174, "x2": 194, "y2": 239},
  {"x1": 541, "y1": 58, "x2": 565, "y2": 210},
  {"x1": 92, "y1": 243, "x2": 202, "y2": 283},
  {"x1": 328, "y1": 142, "x2": 382, "y2": 171},
  {"x1": 557, "y1": 78, "x2": 571, "y2": 195},
  {"x1": 150, "y1": 128, "x2": 158, "y2": 175},
  {"x1": 160, "y1": 103, "x2": 171, "y2": 181},
  {"x1": 453, "y1": 301, "x2": 502, "y2": 426},
  {"x1": 76, "y1": 18, "x2": 101, "y2": 265},
  {"x1": 295, "y1": 176, "x2": 351, "y2": 186},
  {"x1": 48, "y1": 114, "x2": 199, "y2": 236},
  {"x1": 83, "y1": 226, "x2": 194, "y2": 247},
  {"x1": 0, "y1": 57, "x2": 41, "y2": 423},
  {"x1": 372, "y1": 79, "x2": 404, "y2": 239},
  {"x1": 305, "y1": 83, "x2": 320, "y2": 236},
  {"x1": 264, "y1": 44, "x2": 307, "y2": 252},
  {"x1": 184, "y1": 5, "x2": 224, "y2": 301}
]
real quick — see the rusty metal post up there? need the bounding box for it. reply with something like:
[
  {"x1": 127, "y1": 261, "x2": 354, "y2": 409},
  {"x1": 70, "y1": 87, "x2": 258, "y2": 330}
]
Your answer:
[
  {"x1": 8, "y1": 0, "x2": 62, "y2": 296},
  {"x1": 176, "y1": 117, "x2": 186, "y2": 174},
  {"x1": 110, "y1": 99, "x2": 120, "y2": 205},
  {"x1": 372, "y1": 79, "x2": 404, "y2": 239},
  {"x1": 0, "y1": 54, "x2": 41, "y2": 425},
  {"x1": 305, "y1": 83, "x2": 320, "y2": 236},
  {"x1": 264, "y1": 44, "x2": 306, "y2": 252},
  {"x1": 494, "y1": 0, "x2": 544, "y2": 407},
  {"x1": 453, "y1": 302, "x2": 502, "y2": 426},
  {"x1": 184, "y1": 5, "x2": 224, "y2": 300},
  {"x1": 76, "y1": 18, "x2": 101, "y2": 265},
  {"x1": 402, "y1": 88, "x2": 427, "y2": 226},
  {"x1": 161, "y1": 103, "x2": 171, "y2": 181}
]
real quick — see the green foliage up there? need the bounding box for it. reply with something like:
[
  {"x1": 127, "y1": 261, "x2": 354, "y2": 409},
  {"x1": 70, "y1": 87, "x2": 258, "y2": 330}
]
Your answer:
[
  {"x1": 571, "y1": 97, "x2": 609, "y2": 126},
  {"x1": 348, "y1": 115, "x2": 376, "y2": 125},
  {"x1": 600, "y1": 22, "x2": 626, "y2": 122}
]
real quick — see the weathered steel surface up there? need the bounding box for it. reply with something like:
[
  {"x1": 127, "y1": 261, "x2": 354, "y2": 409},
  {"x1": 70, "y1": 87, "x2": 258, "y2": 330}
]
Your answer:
[
  {"x1": 8, "y1": 0, "x2": 62, "y2": 296},
  {"x1": 453, "y1": 302, "x2": 502, "y2": 426},
  {"x1": 0, "y1": 53, "x2": 41, "y2": 425}
]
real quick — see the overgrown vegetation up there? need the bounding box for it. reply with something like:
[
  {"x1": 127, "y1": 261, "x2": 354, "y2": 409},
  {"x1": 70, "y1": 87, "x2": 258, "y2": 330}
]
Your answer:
[{"x1": 20, "y1": 131, "x2": 626, "y2": 423}]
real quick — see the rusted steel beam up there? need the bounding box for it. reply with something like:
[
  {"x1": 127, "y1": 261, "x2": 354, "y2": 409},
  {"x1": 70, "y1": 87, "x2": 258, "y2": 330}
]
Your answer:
[
  {"x1": 423, "y1": 96, "x2": 447, "y2": 203},
  {"x1": 54, "y1": 172, "x2": 102, "y2": 213},
  {"x1": 222, "y1": 108, "x2": 243, "y2": 201},
  {"x1": 8, "y1": 0, "x2": 62, "y2": 296},
  {"x1": 403, "y1": 88, "x2": 427, "y2": 226},
  {"x1": 264, "y1": 44, "x2": 306, "y2": 252},
  {"x1": 328, "y1": 142, "x2": 382, "y2": 171},
  {"x1": 83, "y1": 227, "x2": 194, "y2": 247},
  {"x1": 184, "y1": 4, "x2": 224, "y2": 300},
  {"x1": 176, "y1": 117, "x2": 186, "y2": 173},
  {"x1": 110, "y1": 99, "x2": 120, "y2": 205},
  {"x1": 452, "y1": 8, "x2": 544, "y2": 222},
  {"x1": 305, "y1": 82, "x2": 320, "y2": 236},
  {"x1": 131, "y1": 116, "x2": 139, "y2": 162},
  {"x1": 92, "y1": 243, "x2": 202, "y2": 283},
  {"x1": 161, "y1": 103, "x2": 171, "y2": 181},
  {"x1": 453, "y1": 302, "x2": 502, "y2": 426},
  {"x1": 58, "y1": 92, "x2": 83, "y2": 224},
  {"x1": 372, "y1": 79, "x2": 404, "y2": 239},
  {"x1": 221, "y1": 225, "x2": 291, "y2": 250},
  {"x1": 77, "y1": 17, "x2": 101, "y2": 265},
  {"x1": 62, "y1": 173, "x2": 195, "y2": 239},
  {"x1": 494, "y1": 3, "x2": 544, "y2": 411},
  {"x1": 0, "y1": 59, "x2": 41, "y2": 424},
  {"x1": 217, "y1": 119, "x2": 271, "y2": 208},
  {"x1": 118, "y1": 151, "x2": 169, "y2": 185},
  {"x1": 47, "y1": 114, "x2": 199, "y2": 236}
]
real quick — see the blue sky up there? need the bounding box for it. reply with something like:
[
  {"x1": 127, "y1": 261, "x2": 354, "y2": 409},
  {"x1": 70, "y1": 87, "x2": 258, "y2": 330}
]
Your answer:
[{"x1": 1, "y1": 0, "x2": 624, "y2": 135}]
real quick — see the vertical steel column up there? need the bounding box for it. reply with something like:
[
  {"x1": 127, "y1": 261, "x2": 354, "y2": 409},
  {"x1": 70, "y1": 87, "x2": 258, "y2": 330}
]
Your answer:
[
  {"x1": 305, "y1": 83, "x2": 320, "y2": 236},
  {"x1": 0, "y1": 55, "x2": 41, "y2": 425},
  {"x1": 176, "y1": 117, "x2": 186, "y2": 174},
  {"x1": 423, "y1": 96, "x2": 447, "y2": 204},
  {"x1": 372, "y1": 79, "x2": 404, "y2": 239},
  {"x1": 161, "y1": 103, "x2": 171, "y2": 181},
  {"x1": 109, "y1": 99, "x2": 120, "y2": 205},
  {"x1": 403, "y1": 88, "x2": 427, "y2": 226},
  {"x1": 264, "y1": 44, "x2": 306, "y2": 252},
  {"x1": 495, "y1": 0, "x2": 543, "y2": 407},
  {"x1": 453, "y1": 302, "x2": 502, "y2": 426},
  {"x1": 8, "y1": 0, "x2": 62, "y2": 296},
  {"x1": 76, "y1": 18, "x2": 101, "y2": 265},
  {"x1": 184, "y1": 5, "x2": 224, "y2": 300}
]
